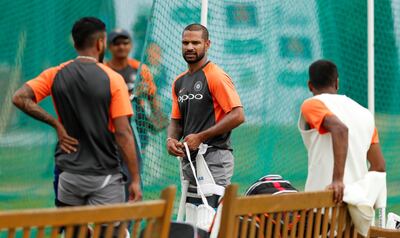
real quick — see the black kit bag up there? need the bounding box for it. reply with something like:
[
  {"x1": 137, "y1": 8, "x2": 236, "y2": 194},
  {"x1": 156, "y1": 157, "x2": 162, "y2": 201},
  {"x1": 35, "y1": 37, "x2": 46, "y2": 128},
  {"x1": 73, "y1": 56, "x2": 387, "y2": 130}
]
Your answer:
[
  {"x1": 245, "y1": 174, "x2": 298, "y2": 196},
  {"x1": 239, "y1": 175, "x2": 299, "y2": 237}
]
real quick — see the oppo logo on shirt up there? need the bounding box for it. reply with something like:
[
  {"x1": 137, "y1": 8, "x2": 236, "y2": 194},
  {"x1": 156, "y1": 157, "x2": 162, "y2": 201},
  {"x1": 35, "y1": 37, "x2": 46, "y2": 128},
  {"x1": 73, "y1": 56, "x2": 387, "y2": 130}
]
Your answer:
[{"x1": 178, "y1": 93, "x2": 203, "y2": 102}]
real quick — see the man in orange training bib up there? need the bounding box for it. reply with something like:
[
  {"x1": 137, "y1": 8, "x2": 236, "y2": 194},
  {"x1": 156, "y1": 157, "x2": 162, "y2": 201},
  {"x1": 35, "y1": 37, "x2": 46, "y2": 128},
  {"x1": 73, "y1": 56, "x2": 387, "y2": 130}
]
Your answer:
[
  {"x1": 167, "y1": 23, "x2": 245, "y2": 208},
  {"x1": 12, "y1": 17, "x2": 142, "y2": 208}
]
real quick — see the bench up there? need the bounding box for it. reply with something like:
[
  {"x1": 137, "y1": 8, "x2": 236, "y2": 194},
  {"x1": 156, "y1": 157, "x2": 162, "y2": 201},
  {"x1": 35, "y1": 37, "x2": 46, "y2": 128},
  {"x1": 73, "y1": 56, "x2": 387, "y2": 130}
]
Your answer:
[
  {"x1": 0, "y1": 186, "x2": 176, "y2": 238},
  {"x1": 218, "y1": 184, "x2": 361, "y2": 238}
]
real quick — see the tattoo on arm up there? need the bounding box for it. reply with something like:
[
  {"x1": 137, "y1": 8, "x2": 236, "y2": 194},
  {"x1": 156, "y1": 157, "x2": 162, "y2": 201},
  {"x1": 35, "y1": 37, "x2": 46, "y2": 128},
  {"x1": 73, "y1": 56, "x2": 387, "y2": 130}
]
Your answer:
[{"x1": 12, "y1": 84, "x2": 59, "y2": 128}]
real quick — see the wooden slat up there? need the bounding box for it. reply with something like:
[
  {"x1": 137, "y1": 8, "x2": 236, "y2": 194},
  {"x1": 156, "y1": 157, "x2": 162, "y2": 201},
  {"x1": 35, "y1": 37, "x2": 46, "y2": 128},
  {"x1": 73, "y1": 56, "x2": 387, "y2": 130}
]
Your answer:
[
  {"x1": 37, "y1": 227, "x2": 45, "y2": 238},
  {"x1": 233, "y1": 217, "x2": 240, "y2": 238},
  {"x1": 22, "y1": 227, "x2": 30, "y2": 238},
  {"x1": 7, "y1": 228, "x2": 15, "y2": 238},
  {"x1": 64, "y1": 225, "x2": 74, "y2": 238},
  {"x1": 344, "y1": 212, "x2": 352, "y2": 238},
  {"x1": 321, "y1": 208, "x2": 330, "y2": 238},
  {"x1": 297, "y1": 210, "x2": 307, "y2": 238},
  {"x1": 336, "y1": 205, "x2": 347, "y2": 238},
  {"x1": 142, "y1": 219, "x2": 155, "y2": 238},
  {"x1": 273, "y1": 213, "x2": 282, "y2": 238},
  {"x1": 329, "y1": 206, "x2": 338, "y2": 238},
  {"x1": 0, "y1": 201, "x2": 164, "y2": 229},
  {"x1": 258, "y1": 214, "x2": 265, "y2": 238},
  {"x1": 50, "y1": 227, "x2": 59, "y2": 238},
  {"x1": 131, "y1": 219, "x2": 142, "y2": 238},
  {"x1": 282, "y1": 211, "x2": 290, "y2": 238},
  {"x1": 248, "y1": 215, "x2": 257, "y2": 238},
  {"x1": 117, "y1": 222, "x2": 128, "y2": 238},
  {"x1": 158, "y1": 187, "x2": 176, "y2": 238},
  {"x1": 305, "y1": 209, "x2": 314, "y2": 238},
  {"x1": 233, "y1": 191, "x2": 335, "y2": 214},
  {"x1": 218, "y1": 185, "x2": 238, "y2": 238},
  {"x1": 290, "y1": 211, "x2": 299, "y2": 238},
  {"x1": 78, "y1": 225, "x2": 88, "y2": 238},
  {"x1": 104, "y1": 223, "x2": 115, "y2": 238},
  {"x1": 313, "y1": 208, "x2": 322, "y2": 237},
  {"x1": 93, "y1": 223, "x2": 102, "y2": 238},
  {"x1": 265, "y1": 213, "x2": 273, "y2": 238},
  {"x1": 369, "y1": 226, "x2": 400, "y2": 238},
  {"x1": 344, "y1": 226, "x2": 351, "y2": 238},
  {"x1": 240, "y1": 215, "x2": 249, "y2": 238}
]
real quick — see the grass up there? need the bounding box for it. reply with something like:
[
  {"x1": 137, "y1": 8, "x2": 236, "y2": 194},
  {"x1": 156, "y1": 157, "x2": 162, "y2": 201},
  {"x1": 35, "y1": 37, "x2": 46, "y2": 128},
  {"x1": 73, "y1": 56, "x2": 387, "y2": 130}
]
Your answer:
[{"x1": 0, "y1": 123, "x2": 399, "y2": 217}]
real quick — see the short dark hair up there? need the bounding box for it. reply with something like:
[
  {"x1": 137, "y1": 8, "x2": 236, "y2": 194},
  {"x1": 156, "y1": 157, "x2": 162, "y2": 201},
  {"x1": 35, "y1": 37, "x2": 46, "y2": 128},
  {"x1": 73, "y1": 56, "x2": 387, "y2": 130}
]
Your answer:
[
  {"x1": 72, "y1": 17, "x2": 106, "y2": 50},
  {"x1": 183, "y1": 23, "x2": 209, "y2": 40},
  {"x1": 309, "y1": 59, "x2": 338, "y2": 89}
]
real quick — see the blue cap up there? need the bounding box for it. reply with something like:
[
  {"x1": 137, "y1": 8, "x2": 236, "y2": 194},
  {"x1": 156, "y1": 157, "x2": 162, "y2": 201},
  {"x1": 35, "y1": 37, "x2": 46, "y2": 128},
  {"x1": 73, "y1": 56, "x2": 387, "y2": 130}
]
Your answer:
[{"x1": 108, "y1": 28, "x2": 131, "y2": 45}]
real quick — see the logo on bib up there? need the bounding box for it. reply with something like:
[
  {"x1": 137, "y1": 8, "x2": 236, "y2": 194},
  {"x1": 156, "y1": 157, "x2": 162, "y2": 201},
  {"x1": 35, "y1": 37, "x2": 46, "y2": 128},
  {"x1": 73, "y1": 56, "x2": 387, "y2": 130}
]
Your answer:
[
  {"x1": 194, "y1": 81, "x2": 203, "y2": 92},
  {"x1": 178, "y1": 94, "x2": 203, "y2": 102}
]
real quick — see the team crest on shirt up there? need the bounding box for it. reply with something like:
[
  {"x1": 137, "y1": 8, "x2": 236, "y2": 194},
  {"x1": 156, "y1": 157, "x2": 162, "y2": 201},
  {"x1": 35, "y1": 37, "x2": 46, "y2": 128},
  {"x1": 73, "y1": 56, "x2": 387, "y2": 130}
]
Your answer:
[
  {"x1": 126, "y1": 74, "x2": 136, "y2": 91},
  {"x1": 194, "y1": 81, "x2": 202, "y2": 92}
]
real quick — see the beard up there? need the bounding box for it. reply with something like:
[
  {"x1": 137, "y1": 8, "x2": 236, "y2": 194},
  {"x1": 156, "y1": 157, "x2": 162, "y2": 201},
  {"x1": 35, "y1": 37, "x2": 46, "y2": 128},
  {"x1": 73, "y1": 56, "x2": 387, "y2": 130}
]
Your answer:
[
  {"x1": 99, "y1": 50, "x2": 105, "y2": 63},
  {"x1": 183, "y1": 49, "x2": 206, "y2": 64},
  {"x1": 98, "y1": 43, "x2": 106, "y2": 63}
]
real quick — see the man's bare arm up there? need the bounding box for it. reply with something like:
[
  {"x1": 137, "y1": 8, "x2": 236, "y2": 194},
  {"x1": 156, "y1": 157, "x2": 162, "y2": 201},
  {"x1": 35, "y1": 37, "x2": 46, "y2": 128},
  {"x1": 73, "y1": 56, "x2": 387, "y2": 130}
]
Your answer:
[
  {"x1": 168, "y1": 118, "x2": 183, "y2": 140},
  {"x1": 113, "y1": 116, "x2": 142, "y2": 201},
  {"x1": 367, "y1": 143, "x2": 386, "y2": 172},
  {"x1": 322, "y1": 114, "x2": 348, "y2": 203},
  {"x1": 12, "y1": 84, "x2": 78, "y2": 153},
  {"x1": 13, "y1": 84, "x2": 59, "y2": 128},
  {"x1": 167, "y1": 118, "x2": 184, "y2": 157}
]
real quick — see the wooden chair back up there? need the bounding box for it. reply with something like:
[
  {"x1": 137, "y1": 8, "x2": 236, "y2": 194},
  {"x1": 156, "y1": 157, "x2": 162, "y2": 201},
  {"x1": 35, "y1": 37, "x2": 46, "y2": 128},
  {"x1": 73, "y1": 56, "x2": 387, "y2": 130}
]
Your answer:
[
  {"x1": 218, "y1": 184, "x2": 360, "y2": 238},
  {"x1": 0, "y1": 186, "x2": 176, "y2": 238}
]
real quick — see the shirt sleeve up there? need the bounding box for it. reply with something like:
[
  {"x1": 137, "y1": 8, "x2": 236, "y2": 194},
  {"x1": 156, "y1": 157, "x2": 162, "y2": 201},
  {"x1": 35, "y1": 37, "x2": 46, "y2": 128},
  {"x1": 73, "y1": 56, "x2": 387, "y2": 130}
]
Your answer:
[
  {"x1": 301, "y1": 99, "x2": 334, "y2": 134},
  {"x1": 109, "y1": 73, "x2": 133, "y2": 119},
  {"x1": 371, "y1": 127, "x2": 380, "y2": 144},
  {"x1": 26, "y1": 67, "x2": 59, "y2": 103},
  {"x1": 207, "y1": 72, "x2": 242, "y2": 113},
  {"x1": 171, "y1": 81, "x2": 181, "y2": 119}
]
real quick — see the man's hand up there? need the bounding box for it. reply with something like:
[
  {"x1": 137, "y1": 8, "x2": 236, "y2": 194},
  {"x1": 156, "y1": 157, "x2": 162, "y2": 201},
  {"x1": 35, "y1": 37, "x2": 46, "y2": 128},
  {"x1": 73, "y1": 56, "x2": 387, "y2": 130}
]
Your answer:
[
  {"x1": 184, "y1": 133, "x2": 203, "y2": 150},
  {"x1": 128, "y1": 181, "x2": 142, "y2": 202},
  {"x1": 56, "y1": 124, "x2": 79, "y2": 153},
  {"x1": 167, "y1": 138, "x2": 185, "y2": 157},
  {"x1": 327, "y1": 180, "x2": 345, "y2": 203}
]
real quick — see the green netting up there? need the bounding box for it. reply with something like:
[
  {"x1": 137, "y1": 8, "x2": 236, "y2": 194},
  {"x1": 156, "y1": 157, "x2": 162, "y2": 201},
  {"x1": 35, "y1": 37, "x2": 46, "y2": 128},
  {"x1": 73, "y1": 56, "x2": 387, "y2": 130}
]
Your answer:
[
  {"x1": 0, "y1": 0, "x2": 399, "y2": 220},
  {"x1": 138, "y1": 0, "x2": 400, "y2": 215}
]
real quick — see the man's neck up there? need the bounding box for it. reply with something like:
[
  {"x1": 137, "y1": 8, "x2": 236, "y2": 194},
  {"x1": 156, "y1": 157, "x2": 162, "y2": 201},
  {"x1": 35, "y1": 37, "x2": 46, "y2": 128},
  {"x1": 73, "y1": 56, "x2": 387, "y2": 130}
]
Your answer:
[
  {"x1": 109, "y1": 57, "x2": 129, "y2": 70},
  {"x1": 188, "y1": 57, "x2": 208, "y2": 73},
  {"x1": 313, "y1": 88, "x2": 337, "y2": 96},
  {"x1": 77, "y1": 50, "x2": 99, "y2": 62}
]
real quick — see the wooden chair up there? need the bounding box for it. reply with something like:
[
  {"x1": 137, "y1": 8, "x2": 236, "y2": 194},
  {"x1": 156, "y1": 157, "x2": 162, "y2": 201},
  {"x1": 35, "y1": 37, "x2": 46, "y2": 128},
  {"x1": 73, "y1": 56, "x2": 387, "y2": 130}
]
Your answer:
[
  {"x1": 0, "y1": 186, "x2": 176, "y2": 238},
  {"x1": 368, "y1": 226, "x2": 400, "y2": 238},
  {"x1": 218, "y1": 184, "x2": 361, "y2": 238}
]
